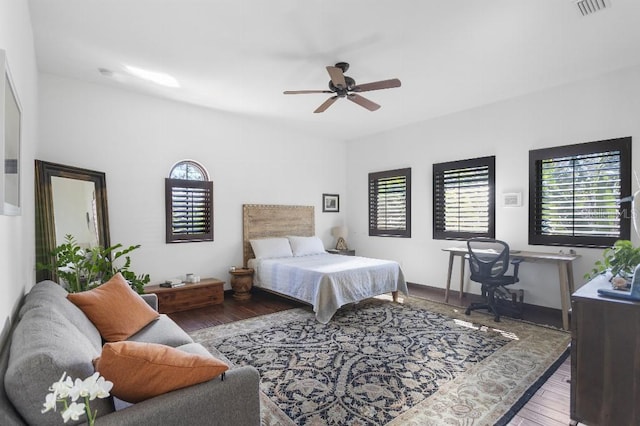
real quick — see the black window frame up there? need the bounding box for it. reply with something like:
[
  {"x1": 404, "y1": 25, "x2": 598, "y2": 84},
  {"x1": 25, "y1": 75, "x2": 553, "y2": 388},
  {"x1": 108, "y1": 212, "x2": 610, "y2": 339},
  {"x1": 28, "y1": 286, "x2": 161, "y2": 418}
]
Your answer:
[
  {"x1": 433, "y1": 156, "x2": 496, "y2": 240},
  {"x1": 528, "y1": 137, "x2": 631, "y2": 248},
  {"x1": 165, "y1": 160, "x2": 214, "y2": 243},
  {"x1": 368, "y1": 168, "x2": 411, "y2": 238}
]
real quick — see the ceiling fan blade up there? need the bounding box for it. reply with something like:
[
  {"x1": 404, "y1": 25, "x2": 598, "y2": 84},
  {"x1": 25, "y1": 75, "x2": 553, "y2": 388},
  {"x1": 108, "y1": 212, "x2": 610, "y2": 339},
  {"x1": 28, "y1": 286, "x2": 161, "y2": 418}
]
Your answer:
[
  {"x1": 347, "y1": 94, "x2": 381, "y2": 111},
  {"x1": 314, "y1": 96, "x2": 338, "y2": 113},
  {"x1": 284, "y1": 90, "x2": 333, "y2": 94},
  {"x1": 353, "y1": 78, "x2": 401, "y2": 92},
  {"x1": 326, "y1": 66, "x2": 347, "y2": 89}
]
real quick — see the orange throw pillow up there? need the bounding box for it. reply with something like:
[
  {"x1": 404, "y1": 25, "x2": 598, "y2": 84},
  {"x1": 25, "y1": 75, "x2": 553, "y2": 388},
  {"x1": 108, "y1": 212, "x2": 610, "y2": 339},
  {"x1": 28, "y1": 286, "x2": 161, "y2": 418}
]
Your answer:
[
  {"x1": 94, "y1": 341, "x2": 229, "y2": 403},
  {"x1": 67, "y1": 272, "x2": 159, "y2": 341}
]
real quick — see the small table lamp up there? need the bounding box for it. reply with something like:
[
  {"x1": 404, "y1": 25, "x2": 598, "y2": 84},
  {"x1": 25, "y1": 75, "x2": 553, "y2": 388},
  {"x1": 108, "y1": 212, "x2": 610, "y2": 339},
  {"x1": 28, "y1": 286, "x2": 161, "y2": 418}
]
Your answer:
[{"x1": 331, "y1": 226, "x2": 349, "y2": 250}]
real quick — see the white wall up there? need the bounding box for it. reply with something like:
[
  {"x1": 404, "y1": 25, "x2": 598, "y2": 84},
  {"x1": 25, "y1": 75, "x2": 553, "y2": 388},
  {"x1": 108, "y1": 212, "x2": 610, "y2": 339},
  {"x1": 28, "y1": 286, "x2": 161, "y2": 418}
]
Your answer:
[
  {"x1": 37, "y1": 74, "x2": 348, "y2": 288},
  {"x1": 0, "y1": 0, "x2": 38, "y2": 338},
  {"x1": 346, "y1": 65, "x2": 640, "y2": 309}
]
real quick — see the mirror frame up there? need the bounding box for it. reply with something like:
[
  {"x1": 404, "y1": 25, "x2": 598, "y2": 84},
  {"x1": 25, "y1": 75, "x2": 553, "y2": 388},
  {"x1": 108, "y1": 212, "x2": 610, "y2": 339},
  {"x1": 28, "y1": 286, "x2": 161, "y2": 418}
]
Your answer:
[{"x1": 35, "y1": 160, "x2": 110, "y2": 282}]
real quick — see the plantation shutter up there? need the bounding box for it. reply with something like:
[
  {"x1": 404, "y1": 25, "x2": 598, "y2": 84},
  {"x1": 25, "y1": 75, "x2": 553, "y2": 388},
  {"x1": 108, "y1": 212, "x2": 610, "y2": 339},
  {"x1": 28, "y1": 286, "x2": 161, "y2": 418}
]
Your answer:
[
  {"x1": 369, "y1": 168, "x2": 411, "y2": 237},
  {"x1": 538, "y1": 151, "x2": 621, "y2": 237},
  {"x1": 433, "y1": 156, "x2": 495, "y2": 240},
  {"x1": 529, "y1": 137, "x2": 631, "y2": 247},
  {"x1": 165, "y1": 178, "x2": 213, "y2": 243}
]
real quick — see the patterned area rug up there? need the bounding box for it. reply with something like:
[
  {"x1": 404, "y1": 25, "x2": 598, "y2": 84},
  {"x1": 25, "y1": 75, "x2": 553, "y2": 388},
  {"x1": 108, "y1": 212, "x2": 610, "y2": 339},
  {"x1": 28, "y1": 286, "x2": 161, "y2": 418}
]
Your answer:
[{"x1": 190, "y1": 296, "x2": 570, "y2": 425}]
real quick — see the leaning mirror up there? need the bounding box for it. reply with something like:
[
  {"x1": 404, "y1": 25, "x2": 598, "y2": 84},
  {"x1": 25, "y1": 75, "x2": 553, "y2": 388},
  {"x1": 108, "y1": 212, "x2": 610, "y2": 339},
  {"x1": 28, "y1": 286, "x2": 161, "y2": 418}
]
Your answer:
[
  {"x1": 0, "y1": 49, "x2": 22, "y2": 216},
  {"x1": 35, "y1": 160, "x2": 110, "y2": 281}
]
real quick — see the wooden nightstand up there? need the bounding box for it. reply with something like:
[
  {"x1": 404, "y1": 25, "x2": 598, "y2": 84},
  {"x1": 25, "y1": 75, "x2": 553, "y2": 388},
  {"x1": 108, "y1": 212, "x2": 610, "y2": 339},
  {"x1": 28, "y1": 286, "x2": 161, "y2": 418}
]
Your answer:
[
  {"x1": 229, "y1": 268, "x2": 254, "y2": 300},
  {"x1": 144, "y1": 278, "x2": 224, "y2": 313},
  {"x1": 326, "y1": 249, "x2": 355, "y2": 256}
]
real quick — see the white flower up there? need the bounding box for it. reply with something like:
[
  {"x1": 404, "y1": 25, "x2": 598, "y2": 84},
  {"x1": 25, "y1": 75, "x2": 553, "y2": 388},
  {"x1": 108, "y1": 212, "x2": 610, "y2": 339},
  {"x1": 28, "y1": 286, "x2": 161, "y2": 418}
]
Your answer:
[
  {"x1": 61, "y1": 402, "x2": 86, "y2": 423},
  {"x1": 76, "y1": 372, "x2": 113, "y2": 400},
  {"x1": 68, "y1": 377, "x2": 86, "y2": 402},
  {"x1": 92, "y1": 375, "x2": 113, "y2": 400},
  {"x1": 41, "y1": 392, "x2": 57, "y2": 414},
  {"x1": 48, "y1": 372, "x2": 72, "y2": 399},
  {"x1": 42, "y1": 371, "x2": 112, "y2": 425}
]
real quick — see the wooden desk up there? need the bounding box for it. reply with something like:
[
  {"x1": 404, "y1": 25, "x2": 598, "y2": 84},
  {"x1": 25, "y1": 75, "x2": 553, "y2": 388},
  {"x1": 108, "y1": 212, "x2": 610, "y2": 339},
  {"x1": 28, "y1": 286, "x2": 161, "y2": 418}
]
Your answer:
[{"x1": 442, "y1": 247, "x2": 579, "y2": 330}]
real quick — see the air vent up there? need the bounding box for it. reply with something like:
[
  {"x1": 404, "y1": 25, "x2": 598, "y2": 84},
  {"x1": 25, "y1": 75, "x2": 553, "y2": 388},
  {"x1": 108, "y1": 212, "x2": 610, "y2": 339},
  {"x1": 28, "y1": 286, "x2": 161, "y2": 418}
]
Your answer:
[{"x1": 573, "y1": 0, "x2": 611, "y2": 16}]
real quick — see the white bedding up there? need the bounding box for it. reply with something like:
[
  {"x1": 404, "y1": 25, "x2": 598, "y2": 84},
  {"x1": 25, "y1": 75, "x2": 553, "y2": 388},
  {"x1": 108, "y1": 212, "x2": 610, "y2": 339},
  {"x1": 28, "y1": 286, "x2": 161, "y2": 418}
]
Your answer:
[{"x1": 249, "y1": 253, "x2": 409, "y2": 323}]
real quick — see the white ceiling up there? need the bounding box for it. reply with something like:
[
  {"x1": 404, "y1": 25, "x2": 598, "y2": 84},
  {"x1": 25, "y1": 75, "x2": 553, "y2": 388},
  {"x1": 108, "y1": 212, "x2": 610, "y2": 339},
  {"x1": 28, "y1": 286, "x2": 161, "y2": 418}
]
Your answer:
[{"x1": 27, "y1": 0, "x2": 640, "y2": 141}]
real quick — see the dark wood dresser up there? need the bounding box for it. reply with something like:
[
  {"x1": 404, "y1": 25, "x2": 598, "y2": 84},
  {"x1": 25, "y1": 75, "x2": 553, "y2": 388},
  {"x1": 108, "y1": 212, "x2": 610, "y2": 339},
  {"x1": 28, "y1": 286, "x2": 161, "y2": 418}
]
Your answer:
[
  {"x1": 144, "y1": 278, "x2": 224, "y2": 313},
  {"x1": 570, "y1": 274, "x2": 640, "y2": 425}
]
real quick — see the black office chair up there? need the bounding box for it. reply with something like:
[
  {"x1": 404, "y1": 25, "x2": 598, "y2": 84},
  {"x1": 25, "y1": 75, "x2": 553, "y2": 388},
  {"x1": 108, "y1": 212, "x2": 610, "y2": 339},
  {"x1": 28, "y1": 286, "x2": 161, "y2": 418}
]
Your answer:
[{"x1": 465, "y1": 238, "x2": 521, "y2": 322}]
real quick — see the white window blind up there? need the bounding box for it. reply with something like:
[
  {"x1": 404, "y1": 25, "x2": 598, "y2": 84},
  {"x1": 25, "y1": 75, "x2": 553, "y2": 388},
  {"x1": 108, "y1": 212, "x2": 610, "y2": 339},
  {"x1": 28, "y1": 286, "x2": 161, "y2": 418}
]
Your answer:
[{"x1": 433, "y1": 156, "x2": 495, "y2": 240}]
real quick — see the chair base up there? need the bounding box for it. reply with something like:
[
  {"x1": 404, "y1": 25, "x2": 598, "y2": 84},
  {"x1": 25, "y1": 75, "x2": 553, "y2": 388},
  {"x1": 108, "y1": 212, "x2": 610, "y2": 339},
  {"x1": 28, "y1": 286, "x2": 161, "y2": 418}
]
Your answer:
[
  {"x1": 466, "y1": 302, "x2": 501, "y2": 322},
  {"x1": 465, "y1": 286, "x2": 524, "y2": 322}
]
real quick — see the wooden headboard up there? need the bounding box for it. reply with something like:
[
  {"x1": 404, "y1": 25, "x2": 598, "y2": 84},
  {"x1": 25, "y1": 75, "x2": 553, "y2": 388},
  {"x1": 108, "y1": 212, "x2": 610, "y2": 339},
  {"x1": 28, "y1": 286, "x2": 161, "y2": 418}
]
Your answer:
[{"x1": 242, "y1": 204, "x2": 315, "y2": 266}]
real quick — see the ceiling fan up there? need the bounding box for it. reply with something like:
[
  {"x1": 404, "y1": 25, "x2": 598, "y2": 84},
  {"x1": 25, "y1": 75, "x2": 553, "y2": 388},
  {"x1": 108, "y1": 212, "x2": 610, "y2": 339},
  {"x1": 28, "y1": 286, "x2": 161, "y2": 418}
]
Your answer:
[{"x1": 283, "y1": 62, "x2": 401, "y2": 113}]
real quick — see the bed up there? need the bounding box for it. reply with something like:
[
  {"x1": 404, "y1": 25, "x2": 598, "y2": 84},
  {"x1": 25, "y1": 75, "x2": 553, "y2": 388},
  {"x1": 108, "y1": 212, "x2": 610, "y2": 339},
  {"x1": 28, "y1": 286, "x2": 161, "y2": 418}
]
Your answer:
[{"x1": 243, "y1": 204, "x2": 409, "y2": 323}]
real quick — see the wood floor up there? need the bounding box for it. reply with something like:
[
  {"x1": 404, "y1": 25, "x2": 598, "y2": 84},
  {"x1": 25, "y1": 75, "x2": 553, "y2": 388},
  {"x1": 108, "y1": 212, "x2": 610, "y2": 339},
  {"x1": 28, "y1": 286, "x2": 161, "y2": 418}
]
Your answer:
[{"x1": 169, "y1": 284, "x2": 575, "y2": 426}]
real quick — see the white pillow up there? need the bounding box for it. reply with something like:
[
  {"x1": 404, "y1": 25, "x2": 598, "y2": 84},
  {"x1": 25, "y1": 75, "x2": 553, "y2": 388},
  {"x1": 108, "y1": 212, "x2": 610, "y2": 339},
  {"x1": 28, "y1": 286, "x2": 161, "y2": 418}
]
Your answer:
[
  {"x1": 250, "y1": 238, "x2": 293, "y2": 259},
  {"x1": 288, "y1": 236, "x2": 326, "y2": 257}
]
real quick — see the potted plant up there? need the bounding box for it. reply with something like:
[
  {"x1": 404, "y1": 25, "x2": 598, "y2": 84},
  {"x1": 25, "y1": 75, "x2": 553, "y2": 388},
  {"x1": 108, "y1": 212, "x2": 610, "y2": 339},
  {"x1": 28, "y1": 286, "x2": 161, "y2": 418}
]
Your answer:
[
  {"x1": 585, "y1": 239, "x2": 640, "y2": 283},
  {"x1": 37, "y1": 234, "x2": 150, "y2": 293}
]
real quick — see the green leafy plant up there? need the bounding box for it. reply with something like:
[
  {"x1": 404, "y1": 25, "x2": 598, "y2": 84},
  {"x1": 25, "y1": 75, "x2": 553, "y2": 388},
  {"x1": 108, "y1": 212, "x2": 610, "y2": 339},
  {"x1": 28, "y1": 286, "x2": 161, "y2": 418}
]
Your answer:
[
  {"x1": 37, "y1": 234, "x2": 150, "y2": 293},
  {"x1": 585, "y1": 239, "x2": 640, "y2": 281}
]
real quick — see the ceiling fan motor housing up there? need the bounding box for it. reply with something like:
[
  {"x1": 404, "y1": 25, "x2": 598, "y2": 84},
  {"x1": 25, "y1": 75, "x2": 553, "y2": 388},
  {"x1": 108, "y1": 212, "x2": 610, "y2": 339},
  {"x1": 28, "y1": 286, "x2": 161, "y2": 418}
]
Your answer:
[{"x1": 329, "y1": 76, "x2": 356, "y2": 96}]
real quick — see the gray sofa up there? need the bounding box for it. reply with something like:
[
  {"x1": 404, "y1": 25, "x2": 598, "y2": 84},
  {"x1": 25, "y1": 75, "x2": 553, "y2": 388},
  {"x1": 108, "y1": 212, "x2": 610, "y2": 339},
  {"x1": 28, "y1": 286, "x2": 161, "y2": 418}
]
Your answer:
[{"x1": 0, "y1": 280, "x2": 260, "y2": 425}]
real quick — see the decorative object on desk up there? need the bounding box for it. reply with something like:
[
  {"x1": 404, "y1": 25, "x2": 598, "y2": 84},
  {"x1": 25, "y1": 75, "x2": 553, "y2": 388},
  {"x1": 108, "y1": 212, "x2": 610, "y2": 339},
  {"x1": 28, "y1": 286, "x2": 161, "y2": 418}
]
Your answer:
[
  {"x1": 41, "y1": 371, "x2": 113, "y2": 426},
  {"x1": 36, "y1": 234, "x2": 150, "y2": 294},
  {"x1": 160, "y1": 279, "x2": 184, "y2": 288},
  {"x1": 611, "y1": 276, "x2": 629, "y2": 290},
  {"x1": 322, "y1": 193, "x2": 339, "y2": 212},
  {"x1": 184, "y1": 273, "x2": 200, "y2": 283},
  {"x1": 585, "y1": 239, "x2": 640, "y2": 282},
  {"x1": 331, "y1": 225, "x2": 349, "y2": 250},
  {"x1": 597, "y1": 263, "x2": 640, "y2": 301}
]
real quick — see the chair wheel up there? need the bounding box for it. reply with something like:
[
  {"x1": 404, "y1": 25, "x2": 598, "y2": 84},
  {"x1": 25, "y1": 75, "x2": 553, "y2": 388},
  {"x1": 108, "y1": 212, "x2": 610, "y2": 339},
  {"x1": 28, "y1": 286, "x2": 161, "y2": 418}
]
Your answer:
[{"x1": 465, "y1": 308, "x2": 471, "y2": 316}]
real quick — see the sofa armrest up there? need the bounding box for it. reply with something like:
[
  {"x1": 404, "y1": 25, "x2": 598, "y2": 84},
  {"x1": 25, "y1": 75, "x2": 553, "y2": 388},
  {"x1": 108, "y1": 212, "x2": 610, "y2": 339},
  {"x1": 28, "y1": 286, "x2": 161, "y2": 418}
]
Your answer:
[
  {"x1": 96, "y1": 366, "x2": 260, "y2": 426},
  {"x1": 139, "y1": 293, "x2": 158, "y2": 312}
]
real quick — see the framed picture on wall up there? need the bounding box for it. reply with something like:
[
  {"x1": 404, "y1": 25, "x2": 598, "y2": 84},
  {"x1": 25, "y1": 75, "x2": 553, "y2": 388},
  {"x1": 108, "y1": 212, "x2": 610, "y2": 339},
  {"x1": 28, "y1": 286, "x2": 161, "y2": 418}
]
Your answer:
[
  {"x1": 322, "y1": 194, "x2": 339, "y2": 213},
  {"x1": 0, "y1": 49, "x2": 22, "y2": 216}
]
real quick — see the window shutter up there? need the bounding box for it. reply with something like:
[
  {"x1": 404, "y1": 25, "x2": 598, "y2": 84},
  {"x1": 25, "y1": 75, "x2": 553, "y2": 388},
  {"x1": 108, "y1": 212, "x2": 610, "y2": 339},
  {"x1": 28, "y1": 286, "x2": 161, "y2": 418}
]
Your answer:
[
  {"x1": 433, "y1": 156, "x2": 495, "y2": 240},
  {"x1": 165, "y1": 178, "x2": 213, "y2": 243},
  {"x1": 369, "y1": 168, "x2": 411, "y2": 237},
  {"x1": 529, "y1": 137, "x2": 631, "y2": 247}
]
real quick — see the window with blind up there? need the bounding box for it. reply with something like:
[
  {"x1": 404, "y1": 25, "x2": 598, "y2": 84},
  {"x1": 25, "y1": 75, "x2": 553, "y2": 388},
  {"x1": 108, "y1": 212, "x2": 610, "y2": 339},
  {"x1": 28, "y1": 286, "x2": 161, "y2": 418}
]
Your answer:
[
  {"x1": 529, "y1": 137, "x2": 631, "y2": 248},
  {"x1": 165, "y1": 160, "x2": 213, "y2": 243},
  {"x1": 433, "y1": 156, "x2": 495, "y2": 240},
  {"x1": 369, "y1": 168, "x2": 411, "y2": 237}
]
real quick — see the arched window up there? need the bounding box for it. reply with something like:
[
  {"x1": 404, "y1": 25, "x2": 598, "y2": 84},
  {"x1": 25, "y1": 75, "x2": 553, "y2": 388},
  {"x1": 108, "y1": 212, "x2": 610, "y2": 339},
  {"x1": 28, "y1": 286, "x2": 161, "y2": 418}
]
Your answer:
[
  {"x1": 165, "y1": 160, "x2": 213, "y2": 243},
  {"x1": 169, "y1": 160, "x2": 209, "y2": 181}
]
